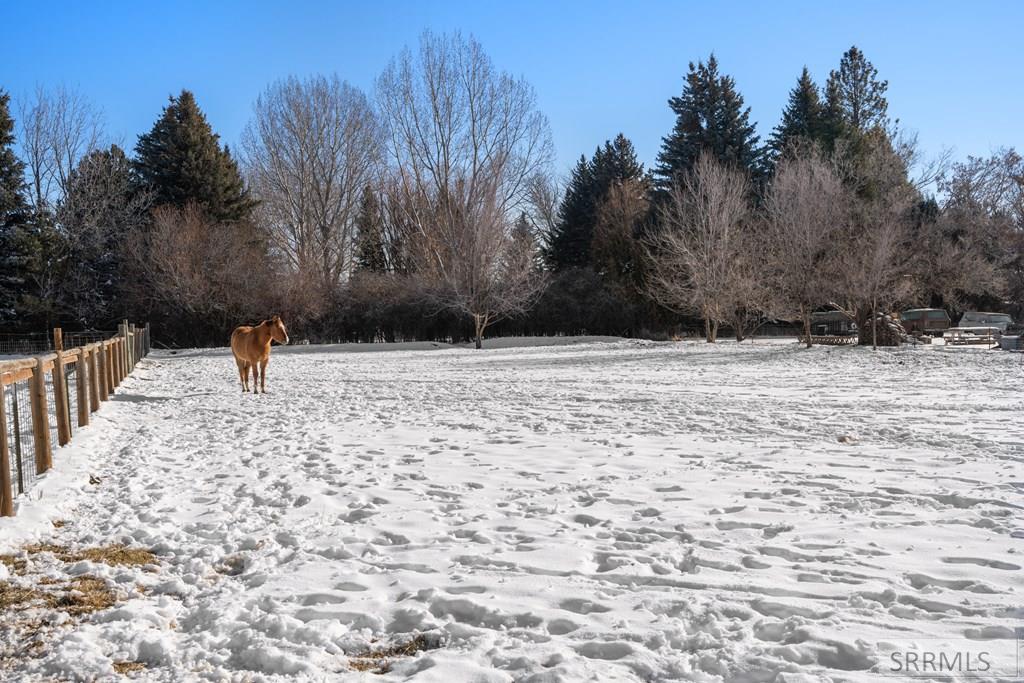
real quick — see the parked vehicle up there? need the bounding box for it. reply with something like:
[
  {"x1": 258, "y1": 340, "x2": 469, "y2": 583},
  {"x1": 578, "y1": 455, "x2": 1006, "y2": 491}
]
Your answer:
[
  {"x1": 958, "y1": 311, "x2": 1014, "y2": 331},
  {"x1": 900, "y1": 308, "x2": 951, "y2": 336}
]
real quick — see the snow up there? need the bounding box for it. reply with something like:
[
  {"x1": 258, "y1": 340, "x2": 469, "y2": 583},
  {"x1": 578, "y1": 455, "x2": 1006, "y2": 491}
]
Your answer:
[{"x1": 1, "y1": 339, "x2": 1022, "y2": 681}]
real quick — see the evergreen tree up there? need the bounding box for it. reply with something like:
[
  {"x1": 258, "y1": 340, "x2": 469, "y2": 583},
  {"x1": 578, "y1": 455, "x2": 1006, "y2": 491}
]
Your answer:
[
  {"x1": 823, "y1": 46, "x2": 890, "y2": 138},
  {"x1": 655, "y1": 55, "x2": 763, "y2": 189},
  {"x1": 0, "y1": 90, "x2": 29, "y2": 322},
  {"x1": 0, "y1": 92, "x2": 61, "y2": 328},
  {"x1": 59, "y1": 144, "x2": 151, "y2": 325},
  {"x1": 354, "y1": 187, "x2": 387, "y2": 273},
  {"x1": 545, "y1": 134, "x2": 645, "y2": 270},
  {"x1": 767, "y1": 67, "x2": 824, "y2": 162},
  {"x1": 133, "y1": 90, "x2": 254, "y2": 222}
]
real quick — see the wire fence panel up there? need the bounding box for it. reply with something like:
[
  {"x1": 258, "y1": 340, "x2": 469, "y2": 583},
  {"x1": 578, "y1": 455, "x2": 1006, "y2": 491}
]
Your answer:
[
  {"x1": 0, "y1": 332, "x2": 53, "y2": 356},
  {"x1": 65, "y1": 361, "x2": 78, "y2": 437},
  {"x1": 44, "y1": 372, "x2": 59, "y2": 455},
  {"x1": 4, "y1": 380, "x2": 39, "y2": 497},
  {"x1": 0, "y1": 323, "x2": 149, "y2": 516},
  {"x1": 64, "y1": 331, "x2": 116, "y2": 349}
]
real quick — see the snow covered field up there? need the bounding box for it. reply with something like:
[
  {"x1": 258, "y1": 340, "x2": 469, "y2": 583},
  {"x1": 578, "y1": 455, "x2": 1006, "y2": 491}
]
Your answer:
[{"x1": 1, "y1": 339, "x2": 1022, "y2": 681}]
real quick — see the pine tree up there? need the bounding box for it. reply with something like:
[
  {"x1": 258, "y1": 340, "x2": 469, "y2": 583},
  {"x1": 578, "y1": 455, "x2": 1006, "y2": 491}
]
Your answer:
[
  {"x1": 133, "y1": 90, "x2": 254, "y2": 222},
  {"x1": 655, "y1": 55, "x2": 763, "y2": 189},
  {"x1": 823, "y1": 46, "x2": 890, "y2": 137},
  {"x1": 0, "y1": 90, "x2": 29, "y2": 322},
  {"x1": 354, "y1": 187, "x2": 388, "y2": 273},
  {"x1": 545, "y1": 134, "x2": 645, "y2": 270},
  {"x1": 59, "y1": 144, "x2": 151, "y2": 325},
  {"x1": 767, "y1": 67, "x2": 824, "y2": 162}
]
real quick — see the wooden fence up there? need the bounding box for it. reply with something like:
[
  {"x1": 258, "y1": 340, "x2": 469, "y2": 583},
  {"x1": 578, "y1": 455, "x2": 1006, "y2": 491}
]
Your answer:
[{"x1": 0, "y1": 321, "x2": 150, "y2": 517}]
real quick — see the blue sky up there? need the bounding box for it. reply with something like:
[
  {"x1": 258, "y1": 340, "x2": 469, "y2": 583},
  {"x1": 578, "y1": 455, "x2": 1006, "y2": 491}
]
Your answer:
[{"x1": 3, "y1": 1, "x2": 1021, "y2": 181}]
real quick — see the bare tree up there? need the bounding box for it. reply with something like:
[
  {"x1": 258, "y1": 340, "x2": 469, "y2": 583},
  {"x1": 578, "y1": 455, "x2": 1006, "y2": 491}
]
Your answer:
[
  {"x1": 19, "y1": 85, "x2": 104, "y2": 212},
  {"x1": 934, "y1": 148, "x2": 1022, "y2": 315},
  {"x1": 763, "y1": 145, "x2": 849, "y2": 346},
  {"x1": 242, "y1": 75, "x2": 381, "y2": 311},
  {"x1": 376, "y1": 31, "x2": 553, "y2": 348},
  {"x1": 525, "y1": 172, "x2": 562, "y2": 252},
  {"x1": 829, "y1": 140, "x2": 918, "y2": 347},
  {"x1": 592, "y1": 177, "x2": 650, "y2": 284},
  {"x1": 647, "y1": 153, "x2": 756, "y2": 342},
  {"x1": 129, "y1": 203, "x2": 274, "y2": 344}
]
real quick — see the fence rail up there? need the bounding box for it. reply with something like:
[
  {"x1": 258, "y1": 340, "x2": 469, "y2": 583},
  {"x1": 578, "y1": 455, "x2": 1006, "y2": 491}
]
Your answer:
[{"x1": 0, "y1": 321, "x2": 150, "y2": 517}]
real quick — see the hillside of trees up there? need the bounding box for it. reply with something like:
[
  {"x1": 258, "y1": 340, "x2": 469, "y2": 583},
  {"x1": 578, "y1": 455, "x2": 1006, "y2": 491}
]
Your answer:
[{"x1": 1, "y1": 36, "x2": 1020, "y2": 347}]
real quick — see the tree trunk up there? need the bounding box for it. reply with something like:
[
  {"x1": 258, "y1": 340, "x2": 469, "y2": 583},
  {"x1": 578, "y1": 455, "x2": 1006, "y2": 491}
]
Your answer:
[
  {"x1": 473, "y1": 314, "x2": 486, "y2": 350},
  {"x1": 802, "y1": 309, "x2": 813, "y2": 348},
  {"x1": 734, "y1": 319, "x2": 745, "y2": 342},
  {"x1": 704, "y1": 317, "x2": 718, "y2": 343},
  {"x1": 872, "y1": 296, "x2": 878, "y2": 351}
]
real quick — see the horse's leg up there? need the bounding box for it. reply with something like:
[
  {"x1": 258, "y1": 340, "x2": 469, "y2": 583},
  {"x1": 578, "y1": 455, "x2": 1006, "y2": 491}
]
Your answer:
[
  {"x1": 260, "y1": 359, "x2": 268, "y2": 393},
  {"x1": 235, "y1": 357, "x2": 246, "y2": 392},
  {"x1": 242, "y1": 361, "x2": 251, "y2": 392},
  {"x1": 251, "y1": 362, "x2": 260, "y2": 395}
]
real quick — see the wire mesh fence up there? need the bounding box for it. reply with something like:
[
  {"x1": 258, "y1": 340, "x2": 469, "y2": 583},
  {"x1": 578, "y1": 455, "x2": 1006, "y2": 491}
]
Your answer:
[
  {"x1": 0, "y1": 322, "x2": 151, "y2": 516},
  {"x1": 44, "y1": 371, "x2": 59, "y2": 454},
  {"x1": 2, "y1": 379, "x2": 39, "y2": 500},
  {"x1": 65, "y1": 360, "x2": 79, "y2": 438},
  {"x1": 64, "y1": 330, "x2": 117, "y2": 349},
  {"x1": 0, "y1": 332, "x2": 53, "y2": 356}
]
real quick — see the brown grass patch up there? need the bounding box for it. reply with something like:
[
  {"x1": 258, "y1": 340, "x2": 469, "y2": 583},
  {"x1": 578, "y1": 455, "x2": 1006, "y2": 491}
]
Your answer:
[
  {"x1": 0, "y1": 582, "x2": 56, "y2": 610},
  {"x1": 113, "y1": 661, "x2": 146, "y2": 675},
  {"x1": 76, "y1": 546, "x2": 156, "y2": 567},
  {"x1": 51, "y1": 519, "x2": 67, "y2": 529},
  {"x1": 1, "y1": 575, "x2": 116, "y2": 617},
  {"x1": 348, "y1": 634, "x2": 438, "y2": 674},
  {"x1": 0, "y1": 555, "x2": 26, "y2": 575},
  {"x1": 57, "y1": 576, "x2": 117, "y2": 615},
  {"x1": 22, "y1": 544, "x2": 156, "y2": 568}
]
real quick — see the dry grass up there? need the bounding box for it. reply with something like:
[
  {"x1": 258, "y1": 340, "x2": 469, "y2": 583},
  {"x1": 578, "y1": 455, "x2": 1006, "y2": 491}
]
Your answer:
[
  {"x1": 1, "y1": 576, "x2": 116, "y2": 617},
  {"x1": 113, "y1": 661, "x2": 146, "y2": 675},
  {"x1": 57, "y1": 577, "x2": 117, "y2": 616},
  {"x1": 0, "y1": 582, "x2": 55, "y2": 610},
  {"x1": 77, "y1": 546, "x2": 157, "y2": 567},
  {"x1": 0, "y1": 555, "x2": 26, "y2": 575},
  {"x1": 348, "y1": 634, "x2": 437, "y2": 674},
  {"x1": 22, "y1": 543, "x2": 157, "y2": 568}
]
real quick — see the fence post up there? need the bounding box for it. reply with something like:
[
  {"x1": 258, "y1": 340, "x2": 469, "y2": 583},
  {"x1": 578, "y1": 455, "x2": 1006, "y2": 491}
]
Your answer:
[
  {"x1": 30, "y1": 357, "x2": 52, "y2": 474},
  {"x1": 76, "y1": 348, "x2": 89, "y2": 428},
  {"x1": 0, "y1": 381, "x2": 13, "y2": 517},
  {"x1": 88, "y1": 346, "x2": 100, "y2": 412},
  {"x1": 118, "y1": 337, "x2": 125, "y2": 384},
  {"x1": 109, "y1": 341, "x2": 118, "y2": 391},
  {"x1": 119, "y1": 321, "x2": 127, "y2": 374},
  {"x1": 127, "y1": 320, "x2": 135, "y2": 370},
  {"x1": 52, "y1": 350, "x2": 71, "y2": 447},
  {"x1": 53, "y1": 328, "x2": 63, "y2": 353},
  {"x1": 121, "y1": 321, "x2": 130, "y2": 377},
  {"x1": 97, "y1": 342, "x2": 108, "y2": 400}
]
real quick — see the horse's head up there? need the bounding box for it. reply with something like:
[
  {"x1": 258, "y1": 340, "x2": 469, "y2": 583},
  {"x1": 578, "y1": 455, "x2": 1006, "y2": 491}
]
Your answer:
[{"x1": 265, "y1": 315, "x2": 289, "y2": 345}]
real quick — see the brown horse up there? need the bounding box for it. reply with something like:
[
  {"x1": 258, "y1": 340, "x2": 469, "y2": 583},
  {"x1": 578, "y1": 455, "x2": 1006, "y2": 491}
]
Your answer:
[{"x1": 230, "y1": 316, "x2": 289, "y2": 393}]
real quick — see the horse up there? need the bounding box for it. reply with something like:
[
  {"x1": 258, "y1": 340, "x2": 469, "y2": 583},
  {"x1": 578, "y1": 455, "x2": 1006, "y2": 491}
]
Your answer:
[{"x1": 230, "y1": 316, "x2": 289, "y2": 394}]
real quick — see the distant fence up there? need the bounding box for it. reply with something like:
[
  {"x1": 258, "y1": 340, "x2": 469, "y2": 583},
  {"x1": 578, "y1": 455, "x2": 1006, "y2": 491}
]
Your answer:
[
  {"x1": 0, "y1": 321, "x2": 150, "y2": 517},
  {"x1": 800, "y1": 335, "x2": 858, "y2": 346}
]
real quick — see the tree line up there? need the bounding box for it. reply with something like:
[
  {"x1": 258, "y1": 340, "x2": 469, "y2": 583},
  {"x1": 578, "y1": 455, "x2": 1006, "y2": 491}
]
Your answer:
[{"x1": 0, "y1": 36, "x2": 1020, "y2": 347}]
